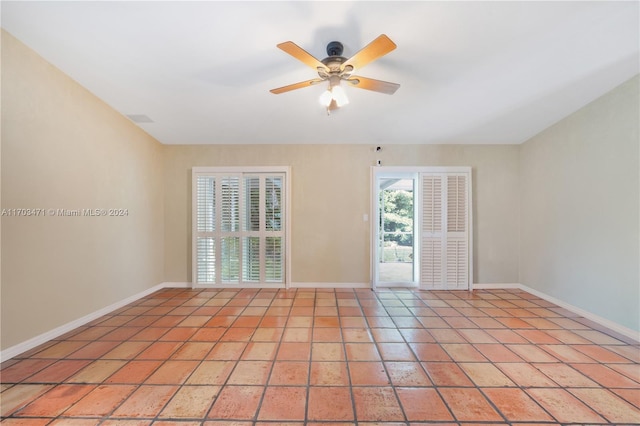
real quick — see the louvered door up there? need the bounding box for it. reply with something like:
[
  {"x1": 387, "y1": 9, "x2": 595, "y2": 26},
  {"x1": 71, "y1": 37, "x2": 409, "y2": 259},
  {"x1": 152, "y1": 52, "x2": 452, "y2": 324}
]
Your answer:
[
  {"x1": 420, "y1": 172, "x2": 470, "y2": 290},
  {"x1": 445, "y1": 174, "x2": 469, "y2": 289},
  {"x1": 420, "y1": 175, "x2": 444, "y2": 287}
]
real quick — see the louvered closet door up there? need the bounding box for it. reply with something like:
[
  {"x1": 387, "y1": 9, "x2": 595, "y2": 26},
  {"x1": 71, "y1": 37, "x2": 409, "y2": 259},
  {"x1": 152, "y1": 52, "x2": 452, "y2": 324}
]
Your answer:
[
  {"x1": 420, "y1": 175, "x2": 444, "y2": 288},
  {"x1": 420, "y1": 172, "x2": 470, "y2": 290}
]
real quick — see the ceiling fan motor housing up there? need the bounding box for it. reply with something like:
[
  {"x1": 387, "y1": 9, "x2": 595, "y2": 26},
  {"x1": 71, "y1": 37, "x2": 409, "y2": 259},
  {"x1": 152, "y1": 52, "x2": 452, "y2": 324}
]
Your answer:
[
  {"x1": 321, "y1": 42, "x2": 352, "y2": 76},
  {"x1": 326, "y1": 41, "x2": 344, "y2": 57}
]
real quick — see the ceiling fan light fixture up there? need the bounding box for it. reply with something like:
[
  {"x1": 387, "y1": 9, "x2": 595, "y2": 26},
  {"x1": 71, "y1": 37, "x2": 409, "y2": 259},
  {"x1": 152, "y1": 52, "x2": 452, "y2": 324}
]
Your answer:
[
  {"x1": 331, "y1": 85, "x2": 349, "y2": 107},
  {"x1": 319, "y1": 89, "x2": 333, "y2": 107},
  {"x1": 318, "y1": 83, "x2": 349, "y2": 108}
]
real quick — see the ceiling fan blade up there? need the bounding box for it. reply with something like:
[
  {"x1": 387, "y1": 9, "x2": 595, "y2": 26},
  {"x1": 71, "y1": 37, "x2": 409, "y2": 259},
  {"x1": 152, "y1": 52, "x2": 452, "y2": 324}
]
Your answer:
[
  {"x1": 342, "y1": 34, "x2": 397, "y2": 72},
  {"x1": 277, "y1": 41, "x2": 329, "y2": 72},
  {"x1": 270, "y1": 78, "x2": 324, "y2": 94},
  {"x1": 346, "y1": 76, "x2": 400, "y2": 95}
]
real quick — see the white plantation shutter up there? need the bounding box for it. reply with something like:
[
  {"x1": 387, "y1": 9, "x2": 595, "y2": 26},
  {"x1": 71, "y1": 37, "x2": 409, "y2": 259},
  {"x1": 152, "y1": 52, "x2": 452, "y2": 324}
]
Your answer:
[
  {"x1": 197, "y1": 177, "x2": 215, "y2": 233},
  {"x1": 446, "y1": 240, "x2": 468, "y2": 288},
  {"x1": 243, "y1": 177, "x2": 261, "y2": 283},
  {"x1": 221, "y1": 177, "x2": 240, "y2": 232},
  {"x1": 244, "y1": 177, "x2": 260, "y2": 232},
  {"x1": 196, "y1": 176, "x2": 216, "y2": 283},
  {"x1": 445, "y1": 174, "x2": 469, "y2": 289},
  {"x1": 220, "y1": 177, "x2": 240, "y2": 283},
  {"x1": 265, "y1": 177, "x2": 282, "y2": 231},
  {"x1": 196, "y1": 237, "x2": 215, "y2": 283},
  {"x1": 264, "y1": 176, "x2": 284, "y2": 282},
  {"x1": 221, "y1": 237, "x2": 240, "y2": 282},
  {"x1": 265, "y1": 236, "x2": 283, "y2": 282},
  {"x1": 447, "y1": 175, "x2": 467, "y2": 233},
  {"x1": 421, "y1": 240, "x2": 442, "y2": 287},
  {"x1": 242, "y1": 237, "x2": 260, "y2": 282},
  {"x1": 420, "y1": 171, "x2": 470, "y2": 290},
  {"x1": 421, "y1": 175, "x2": 444, "y2": 287},
  {"x1": 193, "y1": 169, "x2": 287, "y2": 287}
]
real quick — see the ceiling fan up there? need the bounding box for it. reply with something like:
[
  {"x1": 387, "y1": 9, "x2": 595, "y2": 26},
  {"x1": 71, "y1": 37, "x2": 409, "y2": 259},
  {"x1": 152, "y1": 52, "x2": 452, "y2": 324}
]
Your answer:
[{"x1": 270, "y1": 34, "x2": 400, "y2": 113}]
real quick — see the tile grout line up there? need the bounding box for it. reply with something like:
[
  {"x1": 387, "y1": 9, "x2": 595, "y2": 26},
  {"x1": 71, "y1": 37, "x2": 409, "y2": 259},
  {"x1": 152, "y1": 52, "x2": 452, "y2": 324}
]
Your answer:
[
  {"x1": 151, "y1": 287, "x2": 227, "y2": 422},
  {"x1": 96, "y1": 287, "x2": 207, "y2": 423},
  {"x1": 370, "y1": 288, "x2": 414, "y2": 423},
  {"x1": 348, "y1": 288, "x2": 378, "y2": 424},
  {"x1": 466, "y1": 290, "x2": 561, "y2": 424},
  {"x1": 254, "y1": 287, "x2": 300, "y2": 423},
  {"x1": 410, "y1": 288, "x2": 553, "y2": 424},
  {"x1": 482, "y1": 290, "x2": 619, "y2": 425},
  {"x1": 7, "y1": 289, "x2": 181, "y2": 422},
  {"x1": 405, "y1": 288, "x2": 472, "y2": 424},
  {"x1": 2, "y1": 287, "x2": 639, "y2": 424}
]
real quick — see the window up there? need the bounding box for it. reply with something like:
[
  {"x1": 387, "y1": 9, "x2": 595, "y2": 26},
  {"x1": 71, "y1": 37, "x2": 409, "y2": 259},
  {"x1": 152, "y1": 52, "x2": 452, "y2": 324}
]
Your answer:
[{"x1": 192, "y1": 167, "x2": 289, "y2": 287}]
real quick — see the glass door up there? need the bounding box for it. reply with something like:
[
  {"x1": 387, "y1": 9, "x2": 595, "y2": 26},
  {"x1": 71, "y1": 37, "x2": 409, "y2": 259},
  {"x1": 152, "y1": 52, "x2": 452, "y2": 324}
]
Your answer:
[{"x1": 374, "y1": 173, "x2": 418, "y2": 287}]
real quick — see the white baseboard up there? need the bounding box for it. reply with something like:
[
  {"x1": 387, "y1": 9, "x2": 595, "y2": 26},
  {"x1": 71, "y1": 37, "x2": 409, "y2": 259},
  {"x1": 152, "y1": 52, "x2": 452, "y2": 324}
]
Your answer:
[
  {"x1": 471, "y1": 282, "x2": 639, "y2": 342},
  {"x1": 291, "y1": 282, "x2": 370, "y2": 289},
  {"x1": 162, "y1": 282, "x2": 191, "y2": 288},
  {"x1": 472, "y1": 283, "x2": 521, "y2": 290},
  {"x1": 166, "y1": 282, "x2": 372, "y2": 289},
  {"x1": 516, "y1": 283, "x2": 640, "y2": 343},
  {"x1": 0, "y1": 282, "x2": 173, "y2": 362}
]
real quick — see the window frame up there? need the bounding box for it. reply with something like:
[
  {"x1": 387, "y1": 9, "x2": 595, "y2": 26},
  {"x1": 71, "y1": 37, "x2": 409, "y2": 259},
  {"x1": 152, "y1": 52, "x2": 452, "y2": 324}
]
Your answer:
[{"x1": 191, "y1": 166, "x2": 291, "y2": 289}]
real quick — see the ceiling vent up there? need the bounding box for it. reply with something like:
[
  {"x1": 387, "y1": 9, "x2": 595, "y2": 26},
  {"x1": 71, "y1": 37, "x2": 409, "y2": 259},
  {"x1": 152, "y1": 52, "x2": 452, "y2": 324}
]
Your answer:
[{"x1": 126, "y1": 114, "x2": 154, "y2": 123}]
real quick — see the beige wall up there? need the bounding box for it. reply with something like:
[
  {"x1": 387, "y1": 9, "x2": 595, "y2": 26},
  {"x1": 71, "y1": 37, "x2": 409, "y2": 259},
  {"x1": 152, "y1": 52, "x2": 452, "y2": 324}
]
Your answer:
[
  {"x1": 163, "y1": 144, "x2": 520, "y2": 285},
  {"x1": 519, "y1": 75, "x2": 639, "y2": 332},
  {"x1": 1, "y1": 31, "x2": 165, "y2": 350}
]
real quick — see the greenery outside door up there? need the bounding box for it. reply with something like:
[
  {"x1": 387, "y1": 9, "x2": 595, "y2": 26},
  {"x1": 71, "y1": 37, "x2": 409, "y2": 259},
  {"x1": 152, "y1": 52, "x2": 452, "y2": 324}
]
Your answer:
[{"x1": 375, "y1": 174, "x2": 418, "y2": 287}]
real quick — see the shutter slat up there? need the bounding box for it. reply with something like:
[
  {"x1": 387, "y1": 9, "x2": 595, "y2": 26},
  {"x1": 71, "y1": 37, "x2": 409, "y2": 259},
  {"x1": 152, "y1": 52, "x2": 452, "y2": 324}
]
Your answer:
[
  {"x1": 221, "y1": 177, "x2": 240, "y2": 232},
  {"x1": 196, "y1": 176, "x2": 215, "y2": 232},
  {"x1": 242, "y1": 236, "x2": 260, "y2": 282},
  {"x1": 221, "y1": 237, "x2": 240, "y2": 282},
  {"x1": 422, "y1": 175, "x2": 442, "y2": 234},
  {"x1": 266, "y1": 177, "x2": 282, "y2": 231},
  {"x1": 244, "y1": 177, "x2": 260, "y2": 231},
  {"x1": 196, "y1": 237, "x2": 215, "y2": 283},
  {"x1": 446, "y1": 175, "x2": 467, "y2": 233},
  {"x1": 265, "y1": 236, "x2": 283, "y2": 282},
  {"x1": 445, "y1": 239, "x2": 468, "y2": 289},
  {"x1": 421, "y1": 238, "x2": 442, "y2": 287},
  {"x1": 421, "y1": 175, "x2": 444, "y2": 289},
  {"x1": 445, "y1": 174, "x2": 468, "y2": 289}
]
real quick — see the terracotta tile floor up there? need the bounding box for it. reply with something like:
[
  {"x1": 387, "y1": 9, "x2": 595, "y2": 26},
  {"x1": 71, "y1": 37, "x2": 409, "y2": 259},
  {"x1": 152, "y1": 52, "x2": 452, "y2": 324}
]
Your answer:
[{"x1": 2, "y1": 288, "x2": 639, "y2": 425}]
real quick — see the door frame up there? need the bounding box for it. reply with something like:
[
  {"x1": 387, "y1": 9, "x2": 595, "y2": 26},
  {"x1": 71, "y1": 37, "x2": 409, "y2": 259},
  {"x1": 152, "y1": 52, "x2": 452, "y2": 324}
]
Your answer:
[
  {"x1": 371, "y1": 166, "x2": 473, "y2": 290},
  {"x1": 371, "y1": 167, "x2": 420, "y2": 289}
]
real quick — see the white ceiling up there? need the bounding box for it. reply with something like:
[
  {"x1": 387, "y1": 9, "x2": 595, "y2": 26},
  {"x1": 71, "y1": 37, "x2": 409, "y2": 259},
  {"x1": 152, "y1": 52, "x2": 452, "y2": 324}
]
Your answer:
[{"x1": 2, "y1": 1, "x2": 638, "y2": 145}]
